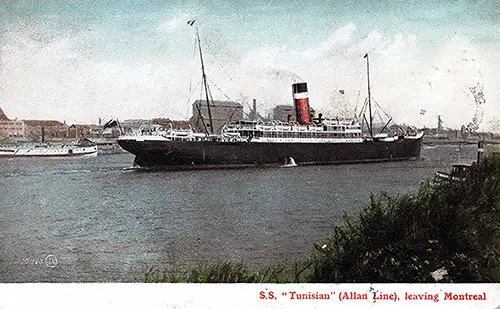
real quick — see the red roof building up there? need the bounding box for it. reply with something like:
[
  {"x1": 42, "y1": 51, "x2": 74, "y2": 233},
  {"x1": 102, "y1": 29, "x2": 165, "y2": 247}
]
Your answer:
[{"x1": 0, "y1": 107, "x2": 9, "y2": 121}]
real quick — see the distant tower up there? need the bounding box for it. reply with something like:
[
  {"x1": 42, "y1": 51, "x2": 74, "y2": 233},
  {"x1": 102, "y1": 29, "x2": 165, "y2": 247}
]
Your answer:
[
  {"x1": 460, "y1": 125, "x2": 467, "y2": 139},
  {"x1": 437, "y1": 115, "x2": 443, "y2": 135}
]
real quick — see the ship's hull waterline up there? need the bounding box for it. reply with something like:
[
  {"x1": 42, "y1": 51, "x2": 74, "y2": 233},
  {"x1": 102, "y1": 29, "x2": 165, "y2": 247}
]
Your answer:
[{"x1": 118, "y1": 137, "x2": 422, "y2": 170}]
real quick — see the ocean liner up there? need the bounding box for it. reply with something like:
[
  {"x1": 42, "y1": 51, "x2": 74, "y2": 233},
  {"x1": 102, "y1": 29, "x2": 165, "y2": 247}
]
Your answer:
[{"x1": 118, "y1": 25, "x2": 423, "y2": 170}]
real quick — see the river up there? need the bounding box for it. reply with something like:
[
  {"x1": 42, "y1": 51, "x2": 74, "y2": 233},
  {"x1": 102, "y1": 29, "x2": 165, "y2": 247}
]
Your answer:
[{"x1": 0, "y1": 144, "x2": 478, "y2": 282}]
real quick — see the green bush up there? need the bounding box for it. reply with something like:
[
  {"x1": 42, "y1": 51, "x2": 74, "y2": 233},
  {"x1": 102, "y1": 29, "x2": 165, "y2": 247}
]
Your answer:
[{"x1": 310, "y1": 155, "x2": 500, "y2": 282}]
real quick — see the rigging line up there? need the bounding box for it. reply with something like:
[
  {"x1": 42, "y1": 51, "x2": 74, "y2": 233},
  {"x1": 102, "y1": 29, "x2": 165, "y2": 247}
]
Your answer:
[
  {"x1": 205, "y1": 75, "x2": 253, "y2": 114},
  {"x1": 199, "y1": 76, "x2": 204, "y2": 99},
  {"x1": 207, "y1": 82, "x2": 219, "y2": 126},
  {"x1": 205, "y1": 75, "x2": 251, "y2": 110},
  {"x1": 238, "y1": 96, "x2": 253, "y2": 117},
  {"x1": 185, "y1": 80, "x2": 202, "y2": 118},
  {"x1": 206, "y1": 76, "x2": 233, "y2": 102},
  {"x1": 193, "y1": 34, "x2": 253, "y2": 119},
  {"x1": 226, "y1": 108, "x2": 238, "y2": 123},
  {"x1": 355, "y1": 74, "x2": 364, "y2": 110},
  {"x1": 366, "y1": 51, "x2": 382, "y2": 73},
  {"x1": 205, "y1": 77, "x2": 251, "y2": 119},
  {"x1": 358, "y1": 97, "x2": 368, "y2": 120},
  {"x1": 363, "y1": 114, "x2": 370, "y2": 133},
  {"x1": 181, "y1": 31, "x2": 200, "y2": 120},
  {"x1": 186, "y1": 80, "x2": 202, "y2": 101},
  {"x1": 371, "y1": 98, "x2": 392, "y2": 119},
  {"x1": 209, "y1": 79, "x2": 248, "y2": 122},
  {"x1": 207, "y1": 82, "x2": 214, "y2": 104},
  {"x1": 374, "y1": 109, "x2": 383, "y2": 124},
  {"x1": 203, "y1": 48, "x2": 250, "y2": 109}
]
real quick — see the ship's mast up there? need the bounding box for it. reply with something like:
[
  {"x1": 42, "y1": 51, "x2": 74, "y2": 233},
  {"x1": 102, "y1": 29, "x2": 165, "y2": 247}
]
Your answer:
[
  {"x1": 195, "y1": 27, "x2": 214, "y2": 135},
  {"x1": 364, "y1": 53, "x2": 373, "y2": 137}
]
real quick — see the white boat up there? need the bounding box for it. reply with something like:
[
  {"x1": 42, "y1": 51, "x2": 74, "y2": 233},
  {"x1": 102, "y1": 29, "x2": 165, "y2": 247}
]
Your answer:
[
  {"x1": 282, "y1": 157, "x2": 298, "y2": 167},
  {"x1": 0, "y1": 139, "x2": 98, "y2": 158}
]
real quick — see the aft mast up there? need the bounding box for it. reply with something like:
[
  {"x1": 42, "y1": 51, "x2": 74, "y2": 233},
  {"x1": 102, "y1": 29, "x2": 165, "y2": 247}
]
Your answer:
[
  {"x1": 189, "y1": 20, "x2": 214, "y2": 135},
  {"x1": 364, "y1": 53, "x2": 373, "y2": 138}
]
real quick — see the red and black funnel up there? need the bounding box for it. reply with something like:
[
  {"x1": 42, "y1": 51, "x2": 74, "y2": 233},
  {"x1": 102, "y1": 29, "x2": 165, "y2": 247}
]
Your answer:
[{"x1": 292, "y1": 82, "x2": 310, "y2": 125}]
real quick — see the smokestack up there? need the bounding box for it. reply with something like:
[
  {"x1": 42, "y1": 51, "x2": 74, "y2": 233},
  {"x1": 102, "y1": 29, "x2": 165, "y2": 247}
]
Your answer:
[
  {"x1": 292, "y1": 82, "x2": 310, "y2": 125},
  {"x1": 253, "y1": 99, "x2": 257, "y2": 120}
]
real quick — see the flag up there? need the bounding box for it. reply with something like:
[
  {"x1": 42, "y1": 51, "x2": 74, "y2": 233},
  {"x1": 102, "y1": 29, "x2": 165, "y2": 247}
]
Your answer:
[
  {"x1": 103, "y1": 119, "x2": 119, "y2": 130},
  {"x1": 187, "y1": 20, "x2": 196, "y2": 26},
  {"x1": 364, "y1": 53, "x2": 368, "y2": 58}
]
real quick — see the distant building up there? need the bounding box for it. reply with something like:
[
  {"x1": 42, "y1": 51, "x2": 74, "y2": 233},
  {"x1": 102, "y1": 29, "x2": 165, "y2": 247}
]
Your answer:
[
  {"x1": 0, "y1": 120, "x2": 25, "y2": 137},
  {"x1": 0, "y1": 107, "x2": 9, "y2": 121},
  {"x1": 121, "y1": 119, "x2": 151, "y2": 134},
  {"x1": 0, "y1": 119, "x2": 67, "y2": 140},
  {"x1": 23, "y1": 120, "x2": 67, "y2": 139},
  {"x1": 0, "y1": 108, "x2": 22, "y2": 137},
  {"x1": 190, "y1": 100, "x2": 243, "y2": 133},
  {"x1": 68, "y1": 124, "x2": 105, "y2": 139},
  {"x1": 152, "y1": 118, "x2": 192, "y2": 129},
  {"x1": 273, "y1": 105, "x2": 315, "y2": 122}
]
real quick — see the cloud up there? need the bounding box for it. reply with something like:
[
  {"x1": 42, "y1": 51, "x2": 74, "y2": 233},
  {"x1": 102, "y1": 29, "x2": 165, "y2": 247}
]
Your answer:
[
  {"x1": 230, "y1": 25, "x2": 500, "y2": 133},
  {"x1": 216, "y1": 25, "x2": 423, "y2": 121},
  {"x1": 2, "y1": 19, "x2": 500, "y2": 132},
  {"x1": 306, "y1": 23, "x2": 357, "y2": 59},
  {"x1": 411, "y1": 38, "x2": 492, "y2": 129},
  {"x1": 156, "y1": 12, "x2": 194, "y2": 32},
  {"x1": 2, "y1": 32, "x2": 192, "y2": 123}
]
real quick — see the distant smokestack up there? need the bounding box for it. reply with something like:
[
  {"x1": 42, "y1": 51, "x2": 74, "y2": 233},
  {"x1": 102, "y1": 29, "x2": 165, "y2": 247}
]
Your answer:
[
  {"x1": 477, "y1": 141, "x2": 484, "y2": 164},
  {"x1": 292, "y1": 82, "x2": 310, "y2": 125},
  {"x1": 253, "y1": 99, "x2": 257, "y2": 120}
]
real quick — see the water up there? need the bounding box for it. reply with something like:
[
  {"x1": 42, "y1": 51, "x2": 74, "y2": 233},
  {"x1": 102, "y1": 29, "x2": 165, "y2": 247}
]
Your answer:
[{"x1": 0, "y1": 144, "x2": 477, "y2": 282}]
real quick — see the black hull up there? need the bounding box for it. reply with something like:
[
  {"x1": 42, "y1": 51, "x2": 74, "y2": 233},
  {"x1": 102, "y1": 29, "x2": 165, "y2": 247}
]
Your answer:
[{"x1": 118, "y1": 138, "x2": 422, "y2": 170}]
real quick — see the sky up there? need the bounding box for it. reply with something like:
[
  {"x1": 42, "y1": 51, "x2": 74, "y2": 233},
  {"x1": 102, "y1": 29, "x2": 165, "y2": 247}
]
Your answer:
[{"x1": 1, "y1": 0, "x2": 500, "y2": 131}]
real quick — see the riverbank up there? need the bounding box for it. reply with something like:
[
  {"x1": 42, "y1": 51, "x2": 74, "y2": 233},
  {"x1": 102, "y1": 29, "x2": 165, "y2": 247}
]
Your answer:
[{"x1": 423, "y1": 136, "x2": 500, "y2": 146}]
